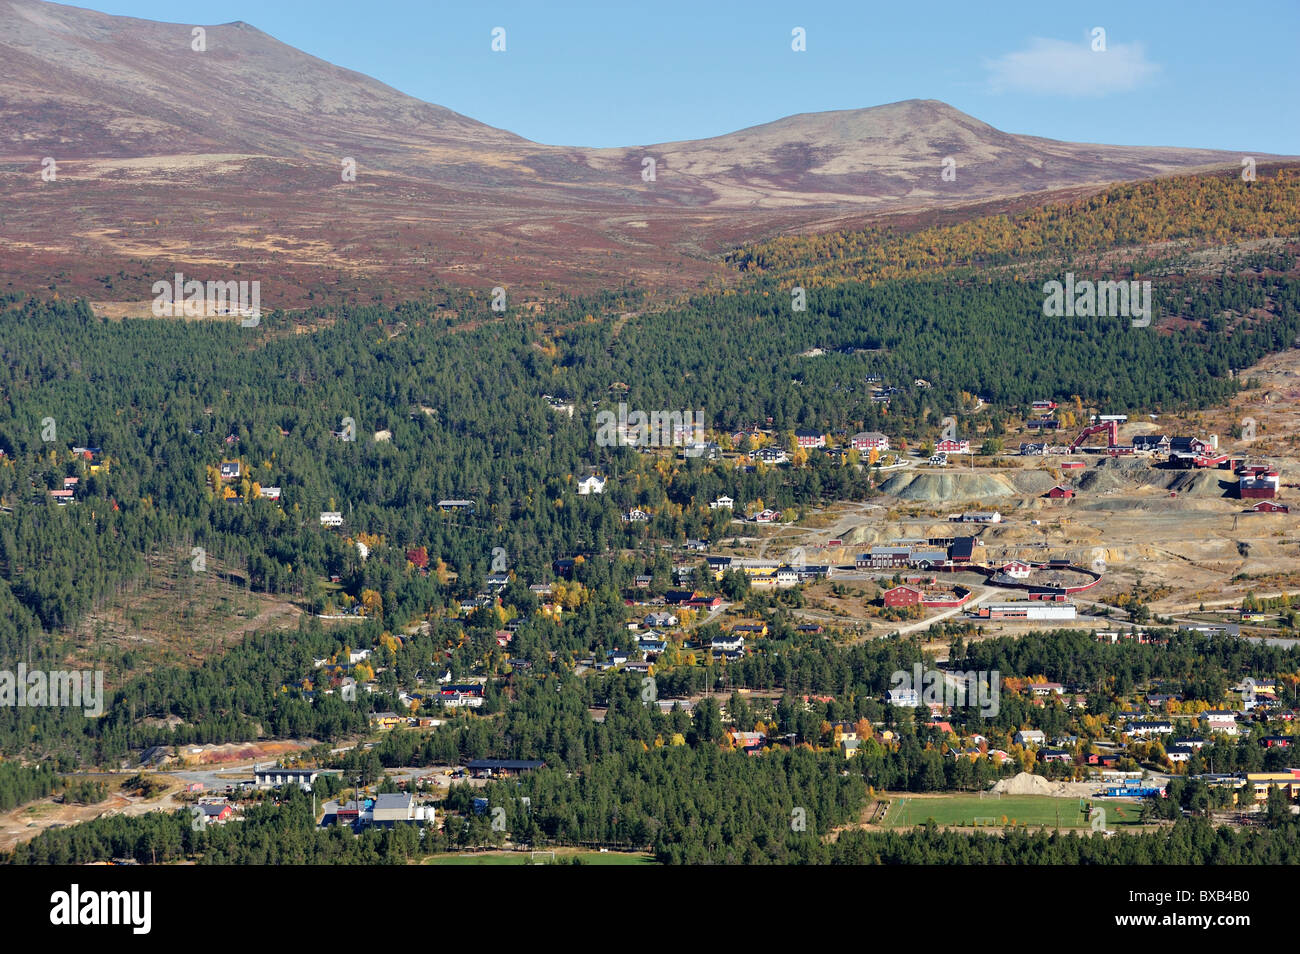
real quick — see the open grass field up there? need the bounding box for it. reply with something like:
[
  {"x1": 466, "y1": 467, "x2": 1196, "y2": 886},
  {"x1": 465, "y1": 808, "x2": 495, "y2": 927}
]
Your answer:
[
  {"x1": 880, "y1": 793, "x2": 1147, "y2": 829},
  {"x1": 424, "y1": 850, "x2": 655, "y2": 865}
]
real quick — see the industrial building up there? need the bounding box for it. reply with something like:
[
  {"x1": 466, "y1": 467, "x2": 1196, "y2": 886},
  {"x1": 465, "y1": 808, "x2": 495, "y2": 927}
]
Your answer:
[
  {"x1": 253, "y1": 766, "x2": 322, "y2": 791},
  {"x1": 1238, "y1": 465, "x2": 1280, "y2": 499},
  {"x1": 466, "y1": 758, "x2": 546, "y2": 779},
  {"x1": 976, "y1": 601, "x2": 1077, "y2": 621},
  {"x1": 371, "y1": 793, "x2": 432, "y2": 827}
]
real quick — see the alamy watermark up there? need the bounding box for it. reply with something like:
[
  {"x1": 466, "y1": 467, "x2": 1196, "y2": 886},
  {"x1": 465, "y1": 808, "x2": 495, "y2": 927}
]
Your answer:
[
  {"x1": 153, "y1": 272, "x2": 261, "y2": 325},
  {"x1": 890, "y1": 663, "x2": 1000, "y2": 717},
  {"x1": 596, "y1": 403, "x2": 706, "y2": 452},
  {"x1": 1042, "y1": 272, "x2": 1150, "y2": 328},
  {"x1": 1, "y1": 664, "x2": 104, "y2": 717},
  {"x1": 50, "y1": 884, "x2": 150, "y2": 934}
]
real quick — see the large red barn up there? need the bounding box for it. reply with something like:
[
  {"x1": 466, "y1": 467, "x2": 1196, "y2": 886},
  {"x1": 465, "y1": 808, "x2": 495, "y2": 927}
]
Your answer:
[{"x1": 883, "y1": 585, "x2": 923, "y2": 607}]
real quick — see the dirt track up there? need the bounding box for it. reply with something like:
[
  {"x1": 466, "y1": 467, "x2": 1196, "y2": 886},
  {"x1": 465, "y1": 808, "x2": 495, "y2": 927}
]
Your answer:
[
  {"x1": 754, "y1": 348, "x2": 1300, "y2": 636},
  {"x1": 0, "y1": 784, "x2": 183, "y2": 853}
]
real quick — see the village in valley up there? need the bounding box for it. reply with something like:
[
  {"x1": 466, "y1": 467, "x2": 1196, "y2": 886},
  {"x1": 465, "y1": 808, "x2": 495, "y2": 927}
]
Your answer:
[
  {"x1": 5, "y1": 2, "x2": 1300, "y2": 890},
  {"x1": 21, "y1": 346, "x2": 1295, "y2": 857}
]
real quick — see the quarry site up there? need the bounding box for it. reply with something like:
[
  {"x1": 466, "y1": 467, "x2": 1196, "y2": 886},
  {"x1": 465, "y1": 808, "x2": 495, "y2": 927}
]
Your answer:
[{"x1": 742, "y1": 346, "x2": 1300, "y2": 642}]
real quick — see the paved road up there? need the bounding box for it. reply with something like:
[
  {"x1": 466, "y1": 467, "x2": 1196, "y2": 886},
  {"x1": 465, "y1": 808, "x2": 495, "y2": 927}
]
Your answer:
[
  {"x1": 893, "y1": 587, "x2": 998, "y2": 636},
  {"x1": 689, "y1": 601, "x2": 731, "y2": 629}
]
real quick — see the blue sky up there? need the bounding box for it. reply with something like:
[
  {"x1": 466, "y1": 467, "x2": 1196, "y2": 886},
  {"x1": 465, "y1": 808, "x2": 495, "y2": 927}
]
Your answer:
[{"x1": 76, "y1": 0, "x2": 1298, "y2": 153}]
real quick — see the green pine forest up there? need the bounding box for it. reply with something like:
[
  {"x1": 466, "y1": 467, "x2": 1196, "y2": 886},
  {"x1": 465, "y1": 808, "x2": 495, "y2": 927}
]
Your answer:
[{"x1": 2, "y1": 167, "x2": 1299, "y2": 863}]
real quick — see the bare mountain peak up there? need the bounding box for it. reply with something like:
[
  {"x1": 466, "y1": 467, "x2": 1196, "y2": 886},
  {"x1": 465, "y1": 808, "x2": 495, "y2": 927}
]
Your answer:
[
  {"x1": 0, "y1": 0, "x2": 1286, "y2": 301},
  {"x1": 0, "y1": 0, "x2": 1266, "y2": 176},
  {"x1": 0, "y1": 0, "x2": 528, "y2": 158}
]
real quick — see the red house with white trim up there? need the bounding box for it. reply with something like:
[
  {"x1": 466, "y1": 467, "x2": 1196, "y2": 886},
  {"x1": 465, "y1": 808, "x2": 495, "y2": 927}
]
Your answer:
[
  {"x1": 883, "y1": 585, "x2": 923, "y2": 607},
  {"x1": 851, "y1": 431, "x2": 890, "y2": 452},
  {"x1": 1002, "y1": 561, "x2": 1032, "y2": 579},
  {"x1": 1240, "y1": 471, "x2": 1280, "y2": 499}
]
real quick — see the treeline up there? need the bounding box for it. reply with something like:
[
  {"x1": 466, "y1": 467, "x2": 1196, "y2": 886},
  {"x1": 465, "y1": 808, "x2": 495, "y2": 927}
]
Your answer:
[
  {"x1": 0, "y1": 290, "x2": 873, "y2": 666},
  {"x1": 2, "y1": 264, "x2": 1297, "y2": 672},
  {"x1": 0, "y1": 792, "x2": 432, "y2": 866},
  {"x1": 826, "y1": 815, "x2": 1300, "y2": 864},
  {"x1": 0, "y1": 614, "x2": 376, "y2": 762},
  {"x1": 358, "y1": 654, "x2": 1017, "y2": 801},
  {"x1": 955, "y1": 628, "x2": 1300, "y2": 705},
  {"x1": 9, "y1": 789, "x2": 1300, "y2": 866},
  {"x1": 610, "y1": 273, "x2": 1300, "y2": 428},
  {"x1": 730, "y1": 166, "x2": 1300, "y2": 285},
  {"x1": 60, "y1": 778, "x2": 109, "y2": 805},
  {"x1": 462, "y1": 744, "x2": 864, "y2": 864},
  {"x1": 0, "y1": 762, "x2": 57, "y2": 811}
]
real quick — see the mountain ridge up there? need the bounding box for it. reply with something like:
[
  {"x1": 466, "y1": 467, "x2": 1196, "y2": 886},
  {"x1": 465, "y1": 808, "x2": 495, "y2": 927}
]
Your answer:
[{"x1": 0, "y1": 0, "x2": 1293, "y2": 302}]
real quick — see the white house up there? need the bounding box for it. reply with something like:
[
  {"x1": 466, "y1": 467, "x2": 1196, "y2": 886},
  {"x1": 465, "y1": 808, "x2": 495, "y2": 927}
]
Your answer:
[
  {"x1": 886, "y1": 688, "x2": 919, "y2": 708},
  {"x1": 1200, "y1": 711, "x2": 1240, "y2": 736},
  {"x1": 443, "y1": 692, "x2": 484, "y2": 708},
  {"x1": 710, "y1": 496, "x2": 734, "y2": 510},
  {"x1": 320, "y1": 511, "x2": 343, "y2": 527},
  {"x1": 1125, "y1": 721, "x2": 1174, "y2": 738},
  {"x1": 1014, "y1": 729, "x2": 1045, "y2": 747},
  {"x1": 577, "y1": 474, "x2": 606, "y2": 495},
  {"x1": 1002, "y1": 561, "x2": 1032, "y2": 579},
  {"x1": 684, "y1": 441, "x2": 720, "y2": 460},
  {"x1": 751, "y1": 448, "x2": 789, "y2": 464},
  {"x1": 710, "y1": 634, "x2": 745, "y2": 653}
]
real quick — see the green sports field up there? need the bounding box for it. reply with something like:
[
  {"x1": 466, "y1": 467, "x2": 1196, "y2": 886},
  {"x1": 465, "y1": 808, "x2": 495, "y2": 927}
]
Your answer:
[
  {"x1": 424, "y1": 850, "x2": 656, "y2": 865},
  {"x1": 879, "y1": 794, "x2": 1146, "y2": 829}
]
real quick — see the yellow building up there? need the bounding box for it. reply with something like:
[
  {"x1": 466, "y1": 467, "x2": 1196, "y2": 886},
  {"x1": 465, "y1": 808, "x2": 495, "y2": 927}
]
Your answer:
[{"x1": 1245, "y1": 772, "x2": 1300, "y2": 802}]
